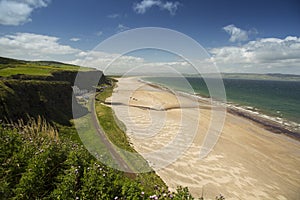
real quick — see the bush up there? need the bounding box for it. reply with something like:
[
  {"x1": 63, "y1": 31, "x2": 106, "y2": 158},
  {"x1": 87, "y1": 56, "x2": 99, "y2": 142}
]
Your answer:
[{"x1": 0, "y1": 118, "x2": 203, "y2": 199}]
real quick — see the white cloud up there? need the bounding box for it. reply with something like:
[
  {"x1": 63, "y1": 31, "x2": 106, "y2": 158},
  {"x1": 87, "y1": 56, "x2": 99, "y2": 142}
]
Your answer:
[
  {"x1": 70, "y1": 37, "x2": 80, "y2": 42},
  {"x1": 107, "y1": 13, "x2": 120, "y2": 19},
  {"x1": 0, "y1": 32, "x2": 80, "y2": 60},
  {"x1": 223, "y1": 24, "x2": 249, "y2": 43},
  {"x1": 70, "y1": 36, "x2": 300, "y2": 75},
  {"x1": 1, "y1": 32, "x2": 298, "y2": 75},
  {"x1": 117, "y1": 24, "x2": 129, "y2": 32},
  {"x1": 0, "y1": 0, "x2": 50, "y2": 25},
  {"x1": 210, "y1": 36, "x2": 300, "y2": 74},
  {"x1": 70, "y1": 50, "x2": 209, "y2": 75},
  {"x1": 96, "y1": 31, "x2": 103, "y2": 36},
  {"x1": 161, "y1": 1, "x2": 180, "y2": 15},
  {"x1": 133, "y1": 0, "x2": 180, "y2": 15},
  {"x1": 23, "y1": 0, "x2": 49, "y2": 7},
  {"x1": 71, "y1": 51, "x2": 145, "y2": 73},
  {"x1": 133, "y1": 0, "x2": 161, "y2": 14}
]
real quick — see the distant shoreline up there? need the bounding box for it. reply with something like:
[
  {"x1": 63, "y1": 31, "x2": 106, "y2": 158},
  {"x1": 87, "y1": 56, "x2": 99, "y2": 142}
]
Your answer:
[
  {"x1": 139, "y1": 78, "x2": 300, "y2": 142},
  {"x1": 227, "y1": 107, "x2": 300, "y2": 141}
]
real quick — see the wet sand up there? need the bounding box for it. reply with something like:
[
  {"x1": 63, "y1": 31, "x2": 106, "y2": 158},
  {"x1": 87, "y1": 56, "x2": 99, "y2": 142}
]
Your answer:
[{"x1": 107, "y1": 77, "x2": 300, "y2": 200}]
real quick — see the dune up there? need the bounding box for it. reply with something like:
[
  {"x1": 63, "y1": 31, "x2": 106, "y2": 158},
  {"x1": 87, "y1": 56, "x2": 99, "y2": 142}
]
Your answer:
[{"x1": 106, "y1": 77, "x2": 300, "y2": 200}]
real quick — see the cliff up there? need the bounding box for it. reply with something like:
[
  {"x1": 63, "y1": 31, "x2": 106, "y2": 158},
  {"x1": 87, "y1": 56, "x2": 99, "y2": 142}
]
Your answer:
[{"x1": 0, "y1": 56, "x2": 106, "y2": 125}]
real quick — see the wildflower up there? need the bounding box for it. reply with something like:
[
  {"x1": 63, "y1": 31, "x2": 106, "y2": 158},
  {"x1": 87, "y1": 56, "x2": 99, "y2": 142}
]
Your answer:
[{"x1": 150, "y1": 195, "x2": 158, "y2": 199}]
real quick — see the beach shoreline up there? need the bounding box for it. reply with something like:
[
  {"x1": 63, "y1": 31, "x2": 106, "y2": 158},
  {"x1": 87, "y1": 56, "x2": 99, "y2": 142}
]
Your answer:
[
  {"x1": 227, "y1": 107, "x2": 300, "y2": 141},
  {"x1": 138, "y1": 77, "x2": 300, "y2": 141},
  {"x1": 107, "y1": 77, "x2": 300, "y2": 200}
]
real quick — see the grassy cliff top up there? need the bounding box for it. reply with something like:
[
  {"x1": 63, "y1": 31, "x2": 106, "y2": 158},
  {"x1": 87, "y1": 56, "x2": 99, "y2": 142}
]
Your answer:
[{"x1": 0, "y1": 56, "x2": 92, "y2": 77}]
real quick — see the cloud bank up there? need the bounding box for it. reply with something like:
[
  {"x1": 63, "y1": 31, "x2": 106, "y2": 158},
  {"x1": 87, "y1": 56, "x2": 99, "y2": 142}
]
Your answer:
[
  {"x1": 75, "y1": 35, "x2": 300, "y2": 74},
  {"x1": 210, "y1": 36, "x2": 300, "y2": 74},
  {"x1": 133, "y1": 0, "x2": 180, "y2": 15},
  {"x1": 0, "y1": 32, "x2": 299, "y2": 74},
  {"x1": 0, "y1": 0, "x2": 50, "y2": 25},
  {"x1": 0, "y1": 32, "x2": 80, "y2": 60}
]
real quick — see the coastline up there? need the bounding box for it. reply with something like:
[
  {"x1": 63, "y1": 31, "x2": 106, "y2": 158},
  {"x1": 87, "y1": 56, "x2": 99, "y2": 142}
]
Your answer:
[
  {"x1": 139, "y1": 78, "x2": 300, "y2": 141},
  {"x1": 108, "y1": 77, "x2": 300, "y2": 200},
  {"x1": 227, "y1": 107, "x2": 300, "y2": 141}
]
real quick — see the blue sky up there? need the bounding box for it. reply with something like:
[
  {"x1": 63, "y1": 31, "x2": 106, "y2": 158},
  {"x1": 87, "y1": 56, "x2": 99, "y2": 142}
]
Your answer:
[{"x1": 0, "y1": 0, "x2": 299, "y2": 74}]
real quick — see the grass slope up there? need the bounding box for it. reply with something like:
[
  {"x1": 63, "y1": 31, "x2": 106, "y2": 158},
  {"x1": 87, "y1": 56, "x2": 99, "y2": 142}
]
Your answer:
[
  {"x1": 95, "y1": 79, "x2": 168, "y2": 192},
  {"x1": 0, "y1": 56, "x2": 89, "y2": 77}
]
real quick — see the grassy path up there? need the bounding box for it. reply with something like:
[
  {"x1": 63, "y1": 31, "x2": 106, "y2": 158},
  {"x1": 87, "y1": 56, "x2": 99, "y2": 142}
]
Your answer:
[
  {"x1": 90, "y1": 97, "x2": 133, "y2": 172},
  {"x1": 93, "y1": 79, "x2": 167, "y2": 192}
]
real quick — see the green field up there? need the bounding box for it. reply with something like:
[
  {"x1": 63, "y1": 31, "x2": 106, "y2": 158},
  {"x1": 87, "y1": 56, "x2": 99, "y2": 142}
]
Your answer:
[{"x1": 0, "y1": 56, "x2": 89, "y2": 77}]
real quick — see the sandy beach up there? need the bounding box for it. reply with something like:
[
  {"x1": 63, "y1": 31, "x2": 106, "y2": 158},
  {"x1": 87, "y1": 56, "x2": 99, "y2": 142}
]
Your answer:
[{"x1": 107, "y1": 77, "x2": 300, "y2": 200}]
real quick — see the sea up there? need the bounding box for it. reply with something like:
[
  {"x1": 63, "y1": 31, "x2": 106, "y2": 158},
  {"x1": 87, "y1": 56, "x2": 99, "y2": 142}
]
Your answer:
[{"x1": 143, "y1": 76, "x2": 300, "y2": 129}]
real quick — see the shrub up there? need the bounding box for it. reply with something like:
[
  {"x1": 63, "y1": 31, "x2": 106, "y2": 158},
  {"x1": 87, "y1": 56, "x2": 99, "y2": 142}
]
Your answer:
[{"x1": 0, "y1": 118, "x2": 212, "y2": 199}]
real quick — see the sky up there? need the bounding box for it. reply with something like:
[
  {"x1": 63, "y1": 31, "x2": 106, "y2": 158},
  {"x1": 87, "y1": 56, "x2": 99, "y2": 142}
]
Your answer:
[{"x1": 0, "y1": 0, "x2": 299, "y2": 74}]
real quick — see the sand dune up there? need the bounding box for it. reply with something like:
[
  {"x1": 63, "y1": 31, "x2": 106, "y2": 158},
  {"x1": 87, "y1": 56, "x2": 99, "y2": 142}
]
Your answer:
[{"x1": 107, "y1": 77, "x2": 300, "y2": 200}]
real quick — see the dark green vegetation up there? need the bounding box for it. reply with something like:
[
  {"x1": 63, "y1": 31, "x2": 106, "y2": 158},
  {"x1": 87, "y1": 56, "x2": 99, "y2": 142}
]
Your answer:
[
  {"x1": 0, "y1": 57, "x2": 201, "y2": 199},
  {"x1": 0, "y1": 57, "x2": 105, "y2": 125},
  {"x1": 0, "y1": 118, "x2": 197, "y2": 199},
  {"x1": 95, "y1": 79, "x2": 133, "y2": 152},
  {"x1": 0, "y1": 79, "x2": 80, "y2": 125},
  {"x1": 95, "y1": 80, "x2": 168, "y2": 192}
]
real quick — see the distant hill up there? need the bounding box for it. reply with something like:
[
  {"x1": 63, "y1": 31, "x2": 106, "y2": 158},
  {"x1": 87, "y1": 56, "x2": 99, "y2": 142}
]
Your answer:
[
  {"x1": 181, "y1": 73, "x2": 300, "y2": 81},
  {"x1": 221, "y1": 73, "x2": 300, "y2": 81}
]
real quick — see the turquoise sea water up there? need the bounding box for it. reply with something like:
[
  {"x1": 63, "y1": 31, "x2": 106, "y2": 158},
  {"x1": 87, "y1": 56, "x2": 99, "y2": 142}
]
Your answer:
[{"x1": 144, "y1": 77, "x2": 300, "y2": 124}]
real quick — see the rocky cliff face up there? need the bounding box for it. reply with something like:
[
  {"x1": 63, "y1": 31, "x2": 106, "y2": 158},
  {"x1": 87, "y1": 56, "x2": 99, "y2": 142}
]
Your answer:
[
  {"x1": 10, "y1": 70, "x2": 106, "y2": 89},
  {"x1": 0, "y1": 70, "x2": 106, "y2": 125},
  {"x1": 50, "y1": 71, "x2": 106, "y2": 89}
]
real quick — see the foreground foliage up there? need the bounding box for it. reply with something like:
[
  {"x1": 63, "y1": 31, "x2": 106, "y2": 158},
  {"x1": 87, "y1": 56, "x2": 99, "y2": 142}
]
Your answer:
[{"x1": 0, "y1": 118, "x2": 196, "y2": 199}]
